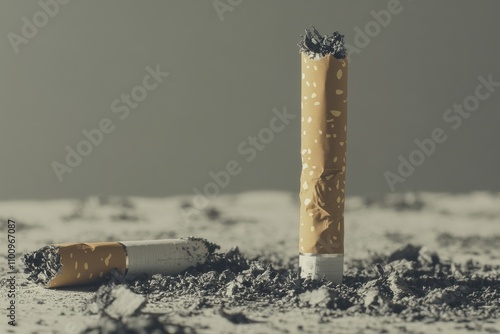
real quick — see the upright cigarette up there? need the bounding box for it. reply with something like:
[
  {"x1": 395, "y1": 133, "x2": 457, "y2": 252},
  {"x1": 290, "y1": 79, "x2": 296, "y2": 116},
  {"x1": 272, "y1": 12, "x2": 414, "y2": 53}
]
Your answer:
[
  {"x1": 298, "y1": 27, "x2": 348, "y2": 284},
  {"x1": 23, "y1": 238, "x2": 210, "y2": 288}
]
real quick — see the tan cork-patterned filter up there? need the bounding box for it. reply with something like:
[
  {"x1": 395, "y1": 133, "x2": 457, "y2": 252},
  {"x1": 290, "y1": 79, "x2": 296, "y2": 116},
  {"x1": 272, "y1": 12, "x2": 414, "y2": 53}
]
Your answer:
[
  {"x1": 47, "y1": 242, "x2": 127, "y2": 288},
  {"x1": 299, "y1": 52, "x2": 347, "y2": 255}
]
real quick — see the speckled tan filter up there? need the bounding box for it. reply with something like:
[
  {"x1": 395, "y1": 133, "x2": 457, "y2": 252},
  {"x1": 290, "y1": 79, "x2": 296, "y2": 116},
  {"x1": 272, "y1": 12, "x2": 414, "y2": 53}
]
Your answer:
[
  {"x1": 46, "y1": 239, "x2": 210, "y2": 288},
  {"x1": 299, "y1": 53, "x2": 347, "y2": 283},
  {"x1": 47, "y1": 242, "x2": 127, "y2": 288}
]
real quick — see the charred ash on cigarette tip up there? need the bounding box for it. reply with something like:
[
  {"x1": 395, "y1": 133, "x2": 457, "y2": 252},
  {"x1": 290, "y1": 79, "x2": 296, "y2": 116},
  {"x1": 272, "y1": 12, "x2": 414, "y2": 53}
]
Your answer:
[
  {"x1": 187, "y1": 236, "x2": 221, "y2": 255},
  {"x1": 298, "y1": 26, "x2": 347, "y2": 59},
  {"x1": 23, "y1": 246, "x2": 61, "y2": 285}
]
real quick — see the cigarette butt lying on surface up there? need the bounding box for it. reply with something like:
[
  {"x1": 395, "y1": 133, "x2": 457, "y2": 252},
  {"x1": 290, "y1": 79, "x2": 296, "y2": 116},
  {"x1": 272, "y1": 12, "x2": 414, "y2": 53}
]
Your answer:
[
  {"x1": 298, "y1": 27, "x2": 348, "y2": 284},
  {"x1": 23, "y1": 238, "x2": 210, "y2": 288}
]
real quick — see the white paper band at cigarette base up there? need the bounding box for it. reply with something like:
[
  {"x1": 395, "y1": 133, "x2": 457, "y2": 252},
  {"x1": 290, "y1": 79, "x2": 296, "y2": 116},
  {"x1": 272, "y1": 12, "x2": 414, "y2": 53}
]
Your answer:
[
  {"x1": 120, "y1": 239, "x2": 209, "y2": 278},
  {"x1": 299, "y1": 254, "x2": 343, "y2": 284}
]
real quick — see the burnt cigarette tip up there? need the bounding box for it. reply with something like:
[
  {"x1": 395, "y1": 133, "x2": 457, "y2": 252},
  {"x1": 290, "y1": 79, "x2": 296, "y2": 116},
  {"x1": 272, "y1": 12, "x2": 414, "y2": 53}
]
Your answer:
[
  {"x1": 298, "y1": 26, "x2": 347, "y2": 59},
  {"x1": 23, "y1": 246, "x2": 61, "y2": 286}
]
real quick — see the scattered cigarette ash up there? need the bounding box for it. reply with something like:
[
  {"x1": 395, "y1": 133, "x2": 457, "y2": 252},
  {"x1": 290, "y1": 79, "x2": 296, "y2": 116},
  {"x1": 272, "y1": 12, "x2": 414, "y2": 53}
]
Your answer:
[
  {"x1": 87, "y1": 280, "x2": 147, "y2": 318},
  {"x1": 22, "y1": 239, "x2": 500, "y2": 330},
  {"x1": 128, "y1": 245, "x2": 331, "y2": 309},
  {"x1": 62, "y1": 195, "x2": 140, "y2": 222},
  {"x1": 218, "y1": 309, "x2": 258, "y2": 324},
  {"x1": 437, "y1": 233, "x2": 500, "y2": 249},
  {"x1": 110, "y1": 211, "x2": 140, "y2": 222},
  {"x1": 363, "y1": 193, "x2": 426, "y2": 211},
  {"x1": 384, "y1": 232, "x2": 414, "y2": 244},
  {"x1": 84, "y1": 280, "x2": 194, "y2": 333},
  {"x1": 80, "y1": 241, "x2": 500, "y2": 326},
  {"x1": 153, "y1": 231, "x2": 178, "y2": 239},
  {"x1": 179, "y1": 201, "x2": 256, "y2": 226},
  {"x1": 298, "y1": 26, "x2": 347, "y2": 59},
  {"x1": 23, "y1": 245, "x2": 61, "y2": 285},
  {"x1": 81, "y1": 314, "x2": 194, "y2": 334}
]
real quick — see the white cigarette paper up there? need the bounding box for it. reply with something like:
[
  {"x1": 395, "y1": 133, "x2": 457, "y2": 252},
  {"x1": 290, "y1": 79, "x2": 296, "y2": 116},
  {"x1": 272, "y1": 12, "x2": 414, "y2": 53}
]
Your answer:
[{"x1": 121, "y1": 239, "x2": 209, "y2": 278}]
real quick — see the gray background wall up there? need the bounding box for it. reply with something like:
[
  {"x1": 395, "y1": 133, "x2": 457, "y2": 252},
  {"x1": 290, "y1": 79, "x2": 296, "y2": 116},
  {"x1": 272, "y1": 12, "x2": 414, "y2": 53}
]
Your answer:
[{"x1": 1, "y1": 0, "x2": 499, "y2": 200}]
